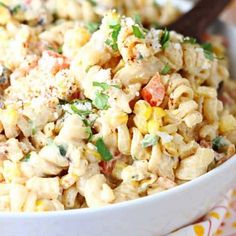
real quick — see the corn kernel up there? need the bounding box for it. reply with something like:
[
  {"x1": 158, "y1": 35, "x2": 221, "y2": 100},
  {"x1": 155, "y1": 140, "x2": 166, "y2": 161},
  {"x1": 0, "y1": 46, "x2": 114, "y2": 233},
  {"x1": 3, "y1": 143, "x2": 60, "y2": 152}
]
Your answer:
[
  {"x1": 134, "y1": 115, "x2": 148, "y2": 134},
  {"x1": 5, "y1": 107, "x2": 18, "y2": 125},
  {"x1": 36, "y1": 200, "x2": 51, "y2": 212},
  {"x1": 0, "y1": 7, "x2": 11, "y2": 25},
  {"x1": 36, "y1": 200, "x2": 43, "y2": 208},
  {"x1": 152, "y1": 107, "x2": 166, "y2": 120},
  {"x1": 147, "y1": 120, "x2": 161, "y2": 134},
  {"x1": 163, "y1": 142, "x2": 178, "y2": 156},
  {"x1": 110, "y1": 112, "x2": 128, "y2": 126},
  {"x1": 85, "y1": 148, "x2": 102, "y2": 161},
  {"x1": 131, "y1": 181, "x2": 139, "y2": 187},
  {"x1": 112, "y1": 160, "x2": 127, "y2": 179},
  {"x1": 67, "y1": 169, "x2": 81, "y2": 179},
  {"x1": 134, "y1": 100, "x2": 152, "y2": 120},
  {"x1": 219, "y1": 114, "x2": 236, "y2": 133},
  {"x1": 3, "y1": 162, "x2": 21, "y2": 182}
]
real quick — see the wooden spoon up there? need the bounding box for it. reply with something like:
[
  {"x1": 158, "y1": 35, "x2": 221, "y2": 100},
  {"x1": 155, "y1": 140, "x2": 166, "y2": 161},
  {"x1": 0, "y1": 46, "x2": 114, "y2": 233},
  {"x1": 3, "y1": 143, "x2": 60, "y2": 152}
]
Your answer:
[{"x1": 168, "y1": 0, "x2": 232, "y2": 40}]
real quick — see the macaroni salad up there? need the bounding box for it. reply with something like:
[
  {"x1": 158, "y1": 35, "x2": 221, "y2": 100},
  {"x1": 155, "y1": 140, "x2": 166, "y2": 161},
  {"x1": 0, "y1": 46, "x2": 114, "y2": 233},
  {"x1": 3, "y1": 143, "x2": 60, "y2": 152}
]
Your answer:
[{"x1": 0, "y1": 1, "x2": 235, "y2": 212}]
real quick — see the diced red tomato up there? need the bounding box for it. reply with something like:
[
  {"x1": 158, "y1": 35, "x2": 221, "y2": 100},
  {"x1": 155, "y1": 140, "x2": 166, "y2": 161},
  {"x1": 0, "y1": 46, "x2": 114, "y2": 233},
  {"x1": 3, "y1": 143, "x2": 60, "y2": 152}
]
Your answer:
[
  {"x1": 99, "y1": 160, "x2": 116, "y2": 176},
  {"x1": 69, "y1": 91, "x2": 81, "y2": 101},
  {"x1": 141, "y1": 73, "x2": 165, "y2": 107}
]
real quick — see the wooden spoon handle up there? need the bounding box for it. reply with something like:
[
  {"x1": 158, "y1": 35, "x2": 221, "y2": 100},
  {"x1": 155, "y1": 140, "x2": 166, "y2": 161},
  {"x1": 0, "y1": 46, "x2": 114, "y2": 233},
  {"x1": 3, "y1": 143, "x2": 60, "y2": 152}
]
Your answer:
[{"x1": 168, "y1": 0, "x2": 232, "y2": 40}]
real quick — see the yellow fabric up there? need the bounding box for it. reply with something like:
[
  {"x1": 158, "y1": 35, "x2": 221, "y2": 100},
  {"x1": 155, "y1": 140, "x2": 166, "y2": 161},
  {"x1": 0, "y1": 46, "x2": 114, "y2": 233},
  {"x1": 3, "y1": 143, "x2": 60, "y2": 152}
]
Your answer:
[{"x1": 169, "y1": 190, "x2": 236, "y2": 236}]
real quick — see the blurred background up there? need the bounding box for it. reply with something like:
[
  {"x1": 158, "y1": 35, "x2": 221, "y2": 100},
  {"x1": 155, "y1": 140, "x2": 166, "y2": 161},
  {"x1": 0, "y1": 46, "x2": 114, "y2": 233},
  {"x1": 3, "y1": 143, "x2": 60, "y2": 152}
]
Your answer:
[{"x1": 157, "y1": 0, "x2": 236, "y2": 78}]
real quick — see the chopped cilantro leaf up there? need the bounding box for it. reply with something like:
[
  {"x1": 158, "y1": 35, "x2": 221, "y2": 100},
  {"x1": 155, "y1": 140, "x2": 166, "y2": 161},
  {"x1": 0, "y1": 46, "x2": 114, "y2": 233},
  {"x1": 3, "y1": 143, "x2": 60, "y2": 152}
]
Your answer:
[
  {"x1": 95, "y1": 138, "x2": 113, "y2": 161},
  {"x1": 201, "y1": 43, "x2": 214, "y2": 61},
  {"x1": 138, "y1": 53, "x2": 144, "y2": 60},
  {"x1": 93, "y1": 81, "x2": 120, "y2": 91},
  {"x1": 0, "y1": 2, "x2": 22, "y2": 15},
  {"x1": 11, "y1": 4, "x2": 21, "y2": 14},
  {"x1": 110, "y1": 24, "x2": 121, "y2": 41},
  {"x1": 60, "y1": 99, "x2": 92, "y2": 119},
  {"x1": 183, "y1": 37, "x2": 197, "y2": 44},
  {"x1": 87, "y1": 0, "x2": 96, "y2": 6},
  {"x1": 212, "y1": 136, "x2": 228, "y2": 151},
  {"x1": 61, "y1": 99, "x2": 94, "y2": 141},
  {"x1": 132, "y1": 25, "x2": 145, "y2": 39},
  {"x1": 48, "y1": 46, "x2": 55, "y2": 51},
  {"x1": 200, "y1": 42, "x2": 224, "y2": 61},
  {"x1": 23, "y1": 153, "x2": 31, "y2": 162},
  {"x1": 69, "y1": 100, "x2": 92, "y2": 117},
  {"x1": 142, "y1": 134, "x2": 159, "y2": 148},
  {"x1": 83, "y1": 118, "x2": 96, "y2": 129},
  {"x1": 71, "y1": 104, "x2": 91, "y2": 116},
  {"x1": 58, "y1": 145, "x2": 67, "y2": 156},
  {"x1": 105, "y1": 39, "x2": 113, "y2": 46},
  {"x1": 92, "y1": 92, "x2": 109, "y2": 110},
  {"x1": 133, "y1": 14, "x2": 148, "y2": 33},
  {"x1": 81, "y1": 116, "x2": 94, "y2": 141},
  {"x1": 32, "y1": 127, "x2": 36, "y2": 135},
  {"x1": 160, "y1": 28, "x2": 170, "y2": 50},
  {"x1": 48, "y1": 46, "x2": 62, "y2": 54},
  {"x1": 161, "y1": 64, "x2": 171, "y2": 75},
  {"x1": 29, "y1": 121, "x2": 36, "y2": 136},
  {"x1": 57, "y1": 46, "x2": 63, "y2": 54},
  {"x1": 110, "y1": 43, "x2": 118, "y2": 51},
  {"x1": 134, "y1": 14, "x2": 141, "y2": 25},
  {"x1": 85, "y1": 126, "x2": 93, "y2": 141},
  {"x1": 86, "y1": 22, "x2": 99, "y2": 34},
  {"x1": 82, "y1": 119, "x2": 91, "y2": 127},
  {"x1": 153, "y1": 0, "x2": 160, "y2": 7},
  {"x1": 111, "y1": 84, "x2": 120, "y2": 89},
  {"x1": 105, "y1": 23, "x2": 121, "y2": 51},
  {"x1": 105, "y1": 39, "x2": 118, "y2": 51},
  {"x1": 93, "y1": 82, "x2": 110, "y2": 91},
  {"x1": 134, "y1": 14, "x2": 142, "y2": 26}
]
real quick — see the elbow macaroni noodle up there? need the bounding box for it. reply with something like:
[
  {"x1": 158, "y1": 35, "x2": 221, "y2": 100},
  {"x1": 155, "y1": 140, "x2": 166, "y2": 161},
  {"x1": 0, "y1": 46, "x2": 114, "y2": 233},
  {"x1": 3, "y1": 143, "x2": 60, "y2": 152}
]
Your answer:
[{"x1": 0, "y1": 1, "x2": 235, "y2": 212}]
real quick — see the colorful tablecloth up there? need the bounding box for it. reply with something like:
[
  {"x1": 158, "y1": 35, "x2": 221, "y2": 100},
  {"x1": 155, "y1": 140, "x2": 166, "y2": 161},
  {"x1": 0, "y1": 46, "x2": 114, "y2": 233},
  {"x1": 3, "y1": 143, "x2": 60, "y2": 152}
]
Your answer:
[{"x1": 169, "y1": 190, "x2": 236, "y2": 236}]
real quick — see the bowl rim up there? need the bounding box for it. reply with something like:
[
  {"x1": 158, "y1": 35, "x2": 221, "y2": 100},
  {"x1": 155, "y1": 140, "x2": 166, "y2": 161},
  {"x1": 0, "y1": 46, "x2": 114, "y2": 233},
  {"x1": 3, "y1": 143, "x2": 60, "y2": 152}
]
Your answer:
[
  {"x1": 1, "y1": 0, "x2": 235, "y2": 219},
  {"x1": 1, "y1": 154, "x2": 236, "y2": 218}
]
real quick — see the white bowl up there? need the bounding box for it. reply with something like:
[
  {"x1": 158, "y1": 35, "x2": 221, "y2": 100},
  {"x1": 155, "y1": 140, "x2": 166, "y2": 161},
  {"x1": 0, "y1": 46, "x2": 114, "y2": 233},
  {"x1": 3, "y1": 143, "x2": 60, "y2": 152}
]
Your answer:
[
  {"x1": 1, "y1": 2, "x2": 236, "y2": 236},
  {"x1": 1, "y1": 155, "x2": 236, "y2": 236}
]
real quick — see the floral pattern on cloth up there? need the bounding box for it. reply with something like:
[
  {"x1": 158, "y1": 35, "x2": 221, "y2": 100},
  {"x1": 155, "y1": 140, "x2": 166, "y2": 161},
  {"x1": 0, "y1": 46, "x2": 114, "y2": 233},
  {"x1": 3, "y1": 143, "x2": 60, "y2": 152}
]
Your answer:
[{"x1": 169, "y1": 190, "x2": 236, "y2": 236}]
